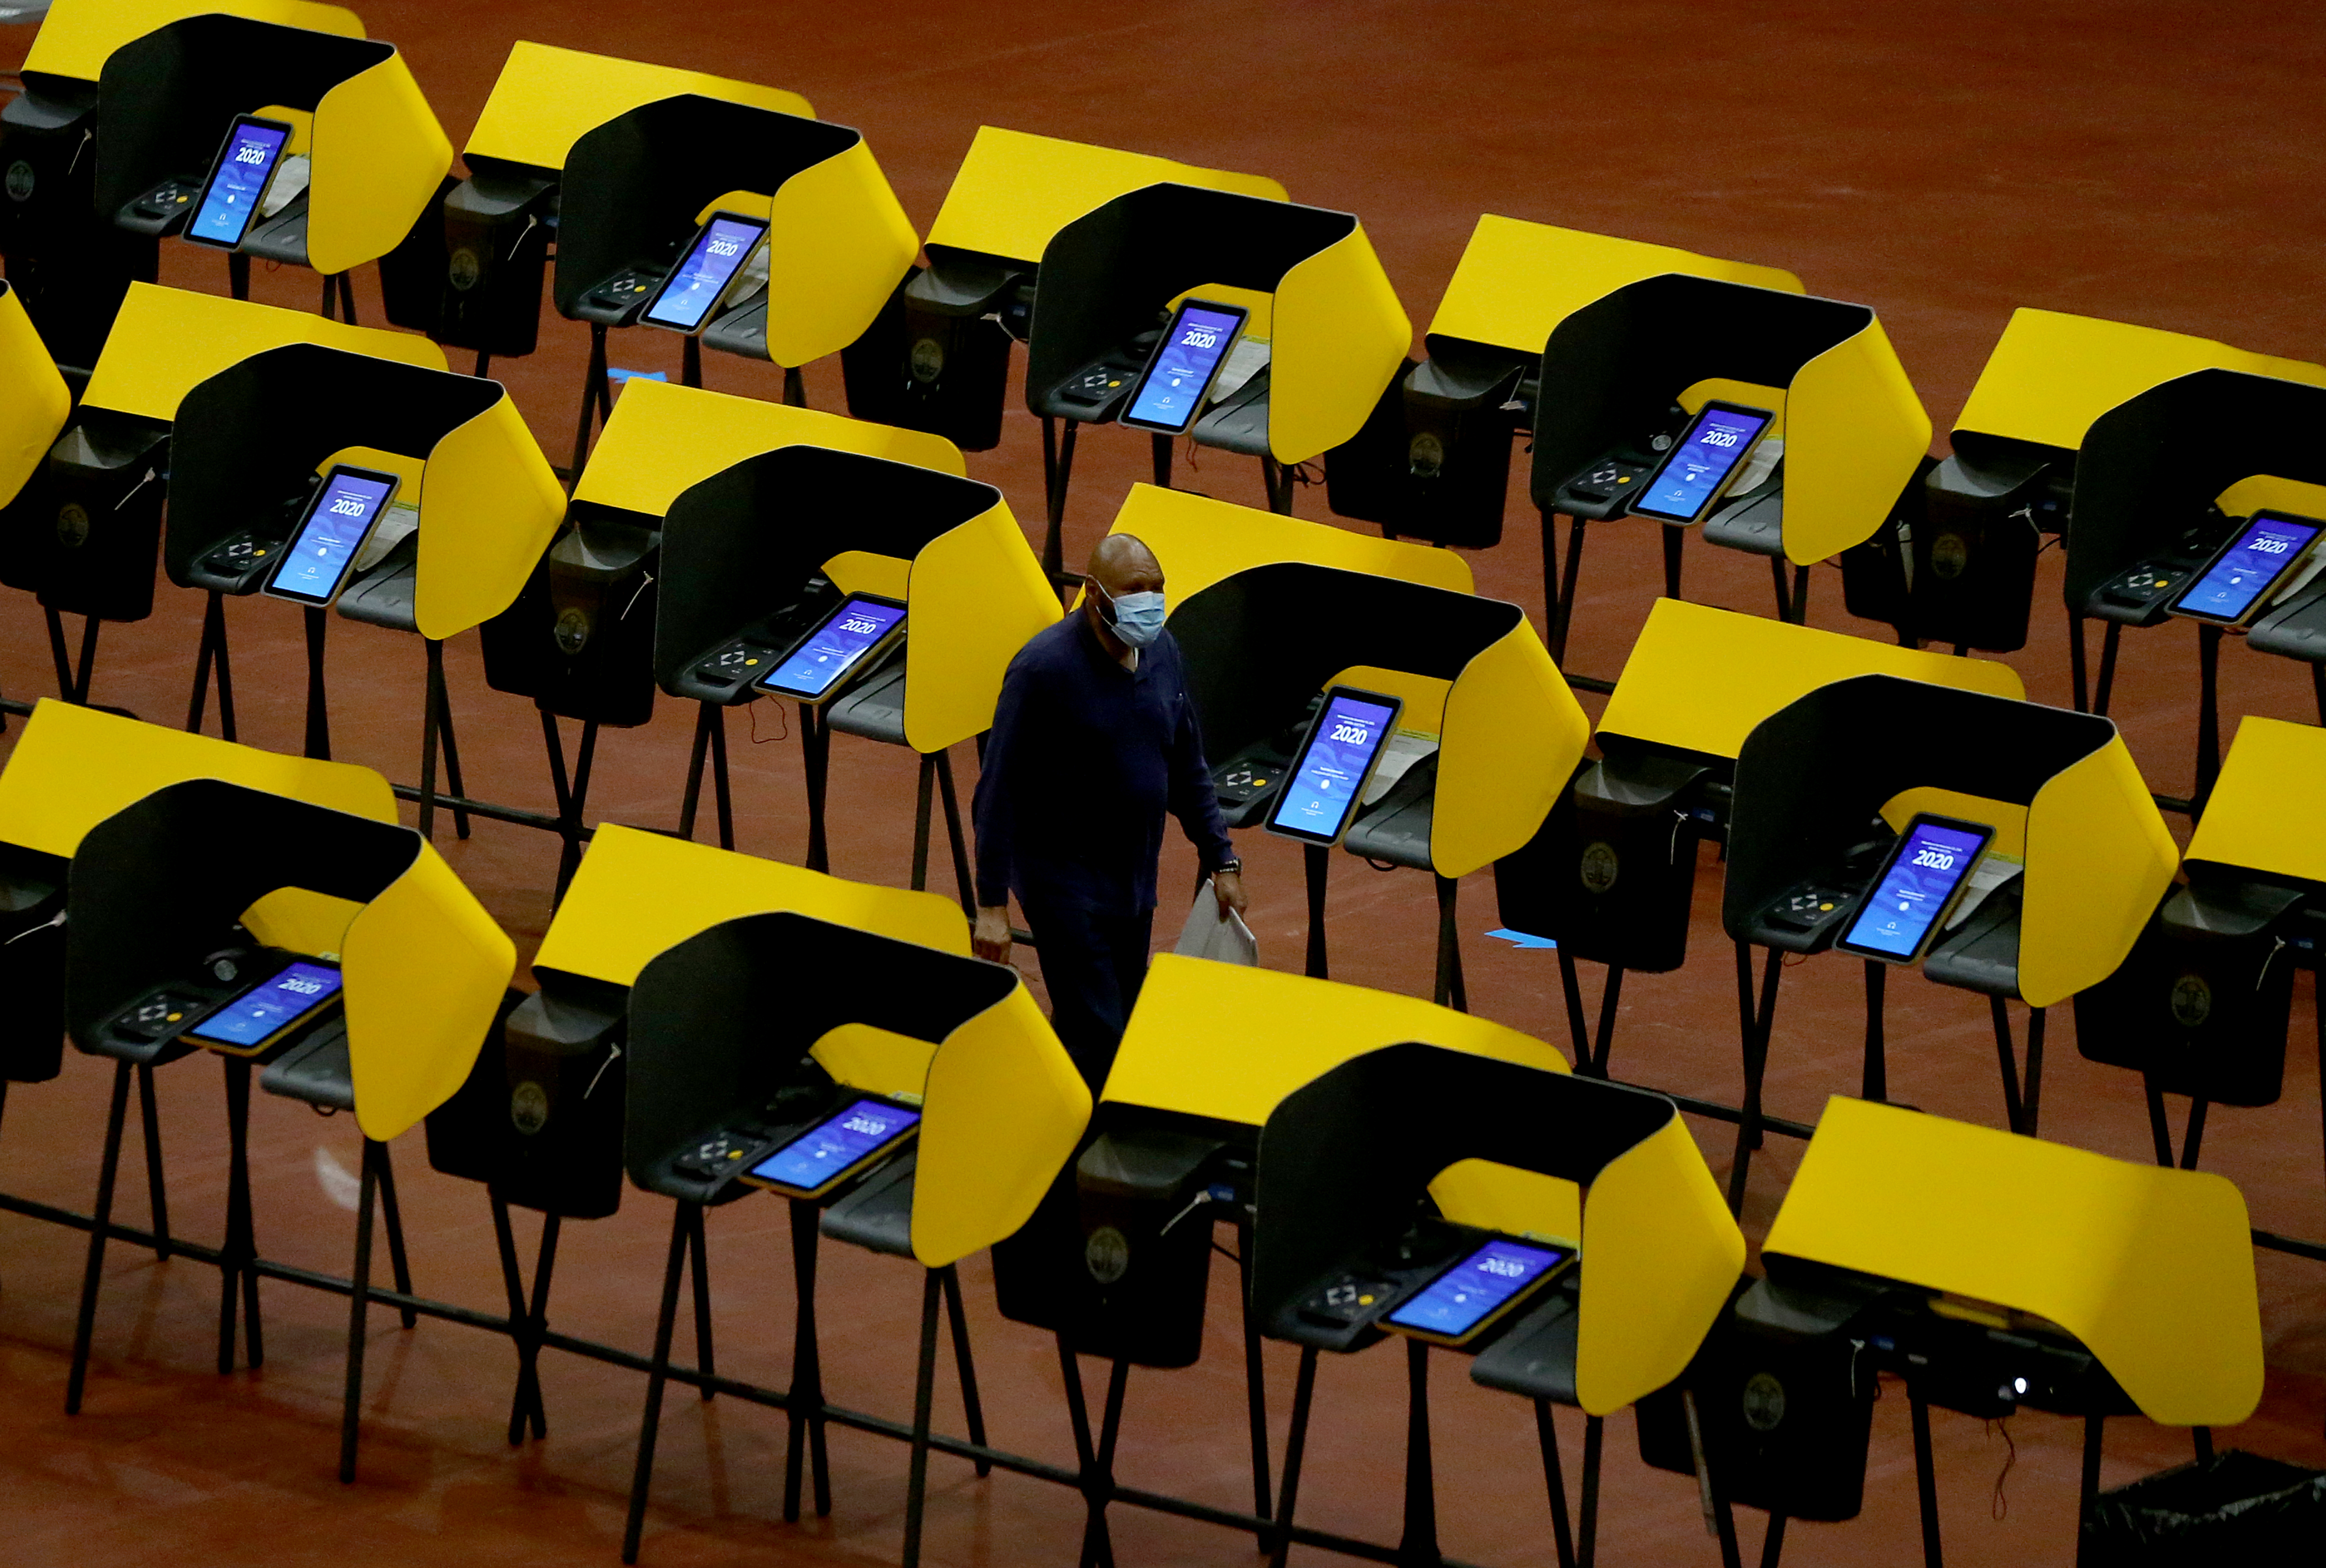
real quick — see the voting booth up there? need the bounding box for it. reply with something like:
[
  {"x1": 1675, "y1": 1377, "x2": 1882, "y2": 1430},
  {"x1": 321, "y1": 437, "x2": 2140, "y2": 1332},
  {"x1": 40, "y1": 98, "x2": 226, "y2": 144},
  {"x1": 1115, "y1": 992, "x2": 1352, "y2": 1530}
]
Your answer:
[
  {"x1": 478, "y1": 380, "x2": 971, "y2": 874},
  {"x1": 1718, "y1": 674, "x2": 2176, "y2": 1204},
  {"x1": 166, "y1": 340, "x2": 563, "y2": 834},
  {"x1": 991, "y1": 956, "x2": 1587, "y2": 1563},
  {"x1": 841, "y1": 125, "x2": 1284, "y2": 453},
  {"x1": 1660, "y1": 1098, "x2": 2262, "y2": 1566},
  {"x1": 1526, "y1": 273, "x2": 1928, "y2": 649},
  {"x1": 616, "y1": 910, "x2": 1083, "y2": 1567},
  {"x1": 0, "y1": 285, "x2": 444, "y2": 710},
  {"x1": 655, "y1": 442, "x2": 1055, "y2": 890},
  {"x1": 382, "y1": 42, "x2": 810, "y2": 368},
  {"x1": 1846, "y1": 308, "x2": 2326, "y2": 662},
  {"x1": 2064, "y1": 367, "x2": 2326, "y2": 803},
  {"x1": 545, "y1": 90, "x2": 915, "y2": 468},
  {"x1": 1494, "y1": 600, "x2": 2022, "y2": 1079},
  {"x1": 1325, "y1": 214, "x2": 1799, "y2": 652},
  {"x1": 2076, "y1": 717, "x2": 2326, "y2": 1180},
  {"x1": 61, "y1": 776, "x2": 510, "y2": 1484},
  {"x1": 423, "y1": 825, "x2": 966, "y2": 1451},
  {"x1": 0, "y1": 0, "x2": 368, "y2": 365},
  {"x1": 1024, "y1": 183, "x2": 1408, "y2": 564},
  {"x1": 1253, "y1": 1043, "x2": 1740, "y2": 1568}
]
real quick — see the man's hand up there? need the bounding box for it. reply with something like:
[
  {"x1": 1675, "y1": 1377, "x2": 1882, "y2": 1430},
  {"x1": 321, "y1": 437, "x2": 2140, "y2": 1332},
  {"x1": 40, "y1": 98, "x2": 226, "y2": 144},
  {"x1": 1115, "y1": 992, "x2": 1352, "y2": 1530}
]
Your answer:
[
  {"x1": 1212, "y1": 868, "x2": 1247, "y2": 919},
  {"x1": 973, "y1": 904, "x2": 1014, "y2": 965}
]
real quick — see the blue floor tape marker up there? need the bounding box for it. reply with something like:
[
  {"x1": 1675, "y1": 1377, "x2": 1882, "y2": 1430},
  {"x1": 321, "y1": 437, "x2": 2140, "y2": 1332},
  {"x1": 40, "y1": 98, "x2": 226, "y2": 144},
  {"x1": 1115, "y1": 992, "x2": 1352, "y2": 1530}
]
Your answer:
[
  {"x1": 607, "y1": 368, "x2": 668, "y2": 384},
  {"x1": 1485, "y1": 928, "x2": 1557, "y2": 950}
]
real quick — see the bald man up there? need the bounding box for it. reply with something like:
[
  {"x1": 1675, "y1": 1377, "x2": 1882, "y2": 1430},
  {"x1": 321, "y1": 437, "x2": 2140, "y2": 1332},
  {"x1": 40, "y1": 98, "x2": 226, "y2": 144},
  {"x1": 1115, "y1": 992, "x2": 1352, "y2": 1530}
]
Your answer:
[{"x1": 972, "y1": 533, "x2": 1247, "y2": 1085}]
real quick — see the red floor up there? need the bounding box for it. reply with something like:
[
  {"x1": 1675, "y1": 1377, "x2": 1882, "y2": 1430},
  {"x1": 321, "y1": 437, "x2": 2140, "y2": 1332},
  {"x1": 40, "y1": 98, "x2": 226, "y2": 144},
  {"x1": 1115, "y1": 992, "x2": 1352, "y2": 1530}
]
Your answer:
[{"x1": 2, "y1": 3, "x2": 2325, "y2": 1565}]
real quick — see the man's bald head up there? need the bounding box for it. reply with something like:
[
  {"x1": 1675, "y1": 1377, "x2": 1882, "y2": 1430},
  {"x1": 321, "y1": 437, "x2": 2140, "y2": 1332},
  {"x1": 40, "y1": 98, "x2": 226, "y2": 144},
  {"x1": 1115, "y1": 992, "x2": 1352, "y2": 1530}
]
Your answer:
[{"x1": 1088, "y1": 533, "x2": 1163, "y2": 597}]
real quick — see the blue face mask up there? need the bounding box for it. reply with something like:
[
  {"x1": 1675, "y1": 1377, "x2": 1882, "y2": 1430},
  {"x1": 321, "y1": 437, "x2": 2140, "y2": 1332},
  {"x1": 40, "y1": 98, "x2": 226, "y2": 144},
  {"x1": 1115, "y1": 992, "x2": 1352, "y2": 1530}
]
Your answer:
[{"x1": 1100, "y1": 586, "x2": 1167, "y2": 648}]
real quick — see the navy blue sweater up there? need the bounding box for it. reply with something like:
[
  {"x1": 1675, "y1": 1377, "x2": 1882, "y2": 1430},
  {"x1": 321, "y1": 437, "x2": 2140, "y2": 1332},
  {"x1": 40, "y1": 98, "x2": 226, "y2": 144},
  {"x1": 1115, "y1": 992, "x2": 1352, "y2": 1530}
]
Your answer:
[{"x1": 973, "y1": 614, "x2": 1234, "y2": 916}]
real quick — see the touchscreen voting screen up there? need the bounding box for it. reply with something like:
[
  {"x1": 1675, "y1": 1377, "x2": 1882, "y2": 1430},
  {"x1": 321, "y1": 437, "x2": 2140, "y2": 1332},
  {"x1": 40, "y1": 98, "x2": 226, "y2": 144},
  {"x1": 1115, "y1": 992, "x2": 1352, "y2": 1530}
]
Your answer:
[
  {"x1": 1122, "y1": 301, "x2": 1246, "y2": 433},
  {"x1": 1632, "y1": 403, "x2": 1774, "y2": 523},
  {"x1": 266, "y1": 468, "x2": 398, "y2": 606},
  {"x1": 1267, "y1": 690, "x2": 1399, "y2": 845},
  {"x1": 1385, "y1": 1238, "x2": 1572, "y2": 1341},
  {"x1": 1838, "y1": 817, "x2": 1993, "y2": 962},
  {"x1": 643, "y1": 215, "x2": 769, "y2": 331},
  {"x1": 749, "y1": 1099, "x2": 920, "y2": 1193},
  {"x1": 189, "y1": 118, "x2": 291, "y2": 248},
  {"x1": 2170, "y1": 512, "x2": 2323, "y2": 625},
  {"x1": 755, "y1": 595, "x2": 906, "y2": 702},
  {"x1": 184, "y1": 961, "x2": 343, "y2": 1050}
]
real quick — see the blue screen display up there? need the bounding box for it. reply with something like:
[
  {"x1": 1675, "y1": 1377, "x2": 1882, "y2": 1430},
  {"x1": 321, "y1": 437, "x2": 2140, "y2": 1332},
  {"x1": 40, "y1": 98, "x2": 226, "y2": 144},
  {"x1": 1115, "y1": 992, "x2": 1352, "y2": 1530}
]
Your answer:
[
  {"x1": 2174, "y1": 513, "x2": 2322, "y2": 623},
  {"x1": 267, "y1": 470, "x2": 395, "y2": 604},
  {"x1": 1386, "y1": 1238, "x2": 1571, "y2": 1338},
  {"x1": 1842, "y1": 820, "x2": 1990, "y2": 959},
  {"x1": 751, "y1": 1098, "x2": 919, "y2": 1190},
  {"x1": 757, "y1": 597, "x2": 905, "y2": 699},
  {"x1": 1635, "y1": 405, "x2": 1772, "y2": 522},
  {"x1": 644, "y1": 216, "x2": 767, "y2": 330},
  {"x1": 185, "y1": 961, "x2": 343, "y2": 1048},
  {"x1": 1269, "y1": 692, "x2": 1397, "y2": 842},
  {"x1": 1124, "y1": 304, "x2": 1242, "y2": 431},
  {"x1": 189, "y1": 121, "x2": 289, "y2": 247}
]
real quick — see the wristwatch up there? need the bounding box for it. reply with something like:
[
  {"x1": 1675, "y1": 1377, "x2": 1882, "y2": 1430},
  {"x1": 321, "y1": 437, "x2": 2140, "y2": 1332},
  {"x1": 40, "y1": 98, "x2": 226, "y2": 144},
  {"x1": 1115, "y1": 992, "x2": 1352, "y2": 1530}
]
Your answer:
[{"x1": 1214, "y1": 858, "x2": 1242, "y2": 875}]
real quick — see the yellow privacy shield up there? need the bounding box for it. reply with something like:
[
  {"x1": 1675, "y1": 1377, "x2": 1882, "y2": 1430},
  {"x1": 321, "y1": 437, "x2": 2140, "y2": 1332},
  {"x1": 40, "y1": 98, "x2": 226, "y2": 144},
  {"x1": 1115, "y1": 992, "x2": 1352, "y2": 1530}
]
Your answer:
[
  {"x1": 757, "y1": 138, "x2": 920, "y2": 370},
  {"x1": 1783, "y1": 312, "x2": 1932, "y2": 563},
  {"x1": 81, "y1": 285, "x2": 446, "y2": 421},
  {"x1": 534, "y1": 824, "x2": 966, "y2": 986},
  {"x1": 22, "y1": 0, "x2": 361, "y2": 81},
  {"x1": 926, "y1": 125, "x2": 1286, "y2": 266},
  {"x1": 913, "y1": 982, "x2": 1091, "y2": 1267},
  {"x1": 1598, "y1": 598, "x2": 2023, "y2": 759},
  {"x1": 0, "y1": 283, "x2": 70, "y2": 507},
  {"x1": 412, "y1": 391, "x2": 566, "y2": 639},
  {"x1": 1765, "y1": 1098, "x2": 2262, "y2": 1426},
  {"x1": 341, "y1": 839, "x2": 515, "y2": 1141},
  {"x1": 1955, "y1": 308, "x2": 2326, "y2": 450},
  {"x1": 0, "y1": 700, "x2": 394, "y2": 857},
  {"x1": 1434, "y1": 617, "x2": 1589, "y2": 877},
  {"x1": 1269, "y1": 220, "x2": 1412, "y2": 464},
  {"x1": 463, "y1": 41, "x2": 812, "y2": 169},
  {"x1": 306, "y1": 43, "x2": 454, "y2": 276},
  {"x1": 902, "y1": 493, "x2": 1060, "y2": 753},
  {"x1": 2022, "y1": 731, "x2": 2180, "y2": 1006},
  {"x1": 1103, "y1": 483, "x2": 1472, "y2": 602},
  {"x1": 2185, "y1": 717, "x2": 2326, "y2": 885},
  {"x1": 1105, "y1": 954, "x2": 1569, "y2": 1124},
  {"x1": 574, "y1": 378, "x2": 963, "y2": 517},
  {"x1": 1426, "y1": 213, "x2": 1803, "y2": 357}
]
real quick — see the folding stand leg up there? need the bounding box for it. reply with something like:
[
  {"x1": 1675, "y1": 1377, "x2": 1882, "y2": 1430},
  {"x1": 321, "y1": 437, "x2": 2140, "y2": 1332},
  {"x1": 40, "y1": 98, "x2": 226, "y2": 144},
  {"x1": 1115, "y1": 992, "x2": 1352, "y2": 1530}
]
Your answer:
[
  {"x1": 136, "y1": 1063, "x2": 171, "y2": 1261},
  {"x1": 1578, "y1": 1413, "x2": 1603, "y2": 1568},
  {"x1": 1239, "y1": 1220, "x2": 1273, "y2": 1525},
  {"x1": 64, "y1": 1060, "x2": 132, "y2": 1415},
  {"x1": 228, "y1": 253, "x2": 251, "y2": 302},
  {"x1": 1989, "y1": 998, "x2": 2044, "y2": 1135},
  {"x1": 782, "y1": 366, "x2": 806, "y2": 408},
  {"x1": 186, "y1": 589, "x2": 240, "y2": 740},
  {"x1": 782, "y1": 1198, "x2": 832, "y2": 1522},
  {"x1": 676, "y1": 703, "x2": 736, "y2": 851},
  {"x1": 1151, "y1": 432, "x2": 1173, "y2": 490},
  {"x1": 687, "y1": 1204, "x2": 716, "y2": 1399},
  {"x1": 901, "y1": 1268, "x2": 943, "y2": 1568},
  {"x1": 2092, "y1": 621, "x2": 2123, "y2": 716},
  {"x1": 473, "y1": 349, "x2": 493, "y2": 379},
  {"x1": 300, "y1": 606, "x2": 331, "y2": 758},
  {"x1": 912, "y1": 752, "x2": 937, "y2": 892},
  {"x1": 2195, "y1": 622, "x2": 2223, "y2": 807},
  {"x1": 2313, "y1": 660, "x2": 2326, "y2": 727},
  {"x1": 935, "y1": 750, "x2": 975, "y2": 921},
  {"x1": 1662, "y1": 524, "x2": 1686, "y2": 601},
  {"x1": 2078, "y1": 1413, "x2": 2104, "y2": 1566},
  {"x1": 418, "y1": 638, "x2": 471, "y2": 841},
  {"x1": 1589, "y1": 967, "x2": 1626, "y2": 1078},
  {"x1": 1862, "y1": 960, "x2": 1887, "y2": 1102},
  {"x1": 1042, "y1": 418, "x2": 1080, "y2": 584},
  {"x1": 489, "y1": 1195, "x2": 556, "y2": 1444},
  {"x1": 1267, "y1": 1346, "x2": 1320, "y2": 1568},
  {"x1": 1726, "y1": 942, "x2": 1783, "y2": 1215},
  {"x1": 45, "y1": 605, "x2": 74, "y2": 701},
  {"x1": 340, "y1": 1138, "x2": 382, "y2": 1483},
  {"x1": 1303, "y1": 844, "x2": 1329, "y2": 979},
  {"x1": 622, "y1": 1203, "x2": 696, "y2": 1564},
  {"x1": 1558, "y1": 951, "x2": 1593, "y2": 1074},
  {"x1": 1058, "y1": 1341, "x2": 1129, "y2": 1568},
  {"x1": 570, "y1": 322, "x2": 612, "y2": 479},
  {"x1": 1398, "y1": 1339, "x2": 1441, "y2": 1568},
  {"x1": 1261, "y1": 456, "x2": 1295, "y2": 517},
  {"x1": 1909, "y1": 1387, "x2": 1943, "y2": 1568},
  {"x1": 219, "y1": 1056, "x2": 263, "y2": 1373},
  {"x1": 939, "y1": 1264, "x2": 990, "y2": 1470},
  {"x1": 430, "y1": 640, "x2": 473, "y2": 840},
  {"x1": 542, "y1": 710, "x2": 599, "y2": 902},
  {"x1": 1769, "y1": 557, "x2": 1792, "y2": 621},
  {"x1": 802, "y1": 704, "x2": 831, "y2": 873},
  {"x1": 1432, "y1": 874, "x2": 1466, "y2": 1013},
  {"x1": 375, "y1": 1141, "x2": 418, "y2": 1330},
  {"x1": 1759, "y1": 1513, "x2": 1787, "y2": 1568},
  {"x1": 1531, "y1": 1399, "x2": 1578, "y2": 1568},
  {"x1": 1791, "y1": 564, "x2": 1810, "y2": 625},
  {"x1": 681, "y1": 335, "x2": 701, "y2": 390},
  {"x1": 1553, "y1": 516, "x2": 1587, "y2": 667},
  {"x1": 2068, "y1": 609, "x2": 2090, "y2": 713}
]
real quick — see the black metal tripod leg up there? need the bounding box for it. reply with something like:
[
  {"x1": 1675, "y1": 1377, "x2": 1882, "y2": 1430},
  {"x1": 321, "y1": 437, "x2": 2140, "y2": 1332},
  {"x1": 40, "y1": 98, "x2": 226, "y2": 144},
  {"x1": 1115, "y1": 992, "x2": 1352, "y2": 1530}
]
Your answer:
[
  {"x1": 936, "y1": 750, "x2": 975, "y2": 921},
  {"x1": 490, "y1": 1196, "x2": 535, "y2": 1446},
  {"x1": 1533, "y1": 1399, "x2": 1578, "y2": 1568},
  {"x1": 707, "y1": 702, "x2": 733, "y2": 850},
  {"x1": 687, "y1": 1204, "x2": 715, "y2": 1399},
  {"x1": 2023, "y1": 1005, "x2": 2046, "y2": 1137},
  {"x1": 939, "y1": 1264, "x2": 990, "y2": 1472},
  {"x1": 65, "y1": 1060, "x2": 132, "y2": 1415},
  {"x1": 1398, "y1": 1339, "x2": 1439, "y2": 1566},
  {"x1": 1304, "y1": 843, "x2": 1329, "y2": 979},
  {"x1": 375, "y1": 1140, "x2": 418, "y2": 1329},
  {"x1": 678, "y1": 702, "x2": 712, "y2": 841},
  {"x1": 1579, "y1": 1413, "x2": 1603, "y2": 1568},
  {"x1": 902, "y1": 1269, "x2": 943, "y2": 1568},
  {"x1": 136, "y1": 1063, "x2": 171, "y2": 1261},
  {"x1": 912, "y1": 753, "x2": 936, "y2": 892},
  {"x1": 1862, "y1": 960, "x2": 1887, "y2": 1102},
  {"x1": 1042, "y1": 420, "x2": 1079, "y2": 583},
  {"x1": 220, "y1": 1056, "x2": 262, "y2": 1372},
  {"x1": 1910, "y1": 1388, "x2": 1942, "y2": 1568},
  {"x1": 1433, "y1": 874, "x2": 1466, "y2": 1012},
  {"x1": 428, "y1": 640, "x2": 472, "y2": 840},
  {"x1": 1268, "y1": 1346, "x2": 1320, "y2": 1568},
  {"x1": 339, "y1": 1139, "x2": 380, "y2": 1484},
  {"x1": 304, "y1": 606, "x2": 331, "y2": 760},
  {"x1": 622, "y1": 1205, "x2": 694, "y2": 1564},
  {"x1": 1554, "y1": 517, "x2": 1587, "y2": 667},
  {"x1": 1991, "y1": 995, "x2": 2027, "y2": 1135},
  {"x1": 1239, "y1": 1221, "x2": 1273, "y2": 1524},
  {"x1": 784, "y1": 1197, "x2": 830, "y2": 1522}
]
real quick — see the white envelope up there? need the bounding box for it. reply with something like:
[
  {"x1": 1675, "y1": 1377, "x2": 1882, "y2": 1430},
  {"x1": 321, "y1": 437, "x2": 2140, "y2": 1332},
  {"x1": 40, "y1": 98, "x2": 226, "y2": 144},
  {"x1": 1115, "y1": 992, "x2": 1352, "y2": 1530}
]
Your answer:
[{"x1": 1173, "y1": 877, "x2": 1258, "y2": 966}]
